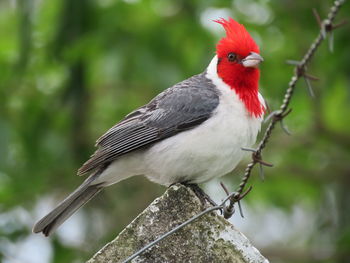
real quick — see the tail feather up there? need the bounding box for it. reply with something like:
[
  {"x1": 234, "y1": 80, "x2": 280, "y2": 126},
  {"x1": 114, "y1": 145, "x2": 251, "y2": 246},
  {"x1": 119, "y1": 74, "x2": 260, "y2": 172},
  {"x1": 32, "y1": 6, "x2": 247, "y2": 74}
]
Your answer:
[{"x1": 33, "y1": 182, "x2": 102, "y2": 236}]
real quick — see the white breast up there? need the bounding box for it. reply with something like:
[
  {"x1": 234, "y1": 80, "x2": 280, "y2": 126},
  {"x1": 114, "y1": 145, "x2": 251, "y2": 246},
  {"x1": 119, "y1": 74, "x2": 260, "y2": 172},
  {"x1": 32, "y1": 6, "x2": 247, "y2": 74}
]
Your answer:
[{"x1": 143, "y1": 56, "x2": 263, "y2": 185}]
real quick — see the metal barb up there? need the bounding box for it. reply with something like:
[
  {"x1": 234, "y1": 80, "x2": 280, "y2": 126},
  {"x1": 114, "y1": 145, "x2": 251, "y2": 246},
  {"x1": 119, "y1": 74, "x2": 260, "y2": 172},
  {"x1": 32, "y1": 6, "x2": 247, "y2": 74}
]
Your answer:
[
  {"x1": 221, "y1": 182, "x2": 254, "y2": 219},
  {"x1": 239, "y1": 186, "x2": 253, "y2": 200},
  {"x1": 293, "y1": 63, "x2": 317, "y2": 97},
  {"x1": 286, "y1": 60, "x2": 301, "y2": 66},
  {"x1": 252, "y1": 151, "x2": 274, "y2": 167},
  {"x1": 241, "y1": 147, "x2": 272, "y2": 179},
  {"x1": 237, "y1": 200, "x2": 244, "y2": 218},
  {"x1": 333, "y1": 19, "x2": 348, "y2": 30},
  {"x1": 224, "y1": 186, "x2": 253, "y2": 219},
  {"x1": 313, "y1": 8, "x2": 326, "y2": 38},
  {"x1": 312, "y1": 8, "x2": 322, "y2": 27},
  {"x1": 304, "y1": 76, "x2": 315, "y2": 97},
  {"x1": 266, "y1": 108, "x2": 292, "y2": 124},
  {"x1": 241, "y1": 147, "x2": 257, "y2": 153},
  {"x1": 265, "y1": 100, "x2": 272, "y2": 114},
  {"x1": 328, "y1": 30, "x2": 334, "y2": 52},
  {"x1": 220, "y1": 181, "x2": 230, "y2": 196},
  {"x1": 280, "y1": 119, "x2": 292, "y2": 135},
  {"x1": 264, "y1": 110, "x2": 281, "y2": 123},
  {"x1": 280, "y1": 108, "x2": 293, "y2": 119},
  {"x1": 304, "y1": 73, "x2": 320, "y2": 81},
  {"x1": 258, "y1": 163, "x2": 265, "y2": 181}
]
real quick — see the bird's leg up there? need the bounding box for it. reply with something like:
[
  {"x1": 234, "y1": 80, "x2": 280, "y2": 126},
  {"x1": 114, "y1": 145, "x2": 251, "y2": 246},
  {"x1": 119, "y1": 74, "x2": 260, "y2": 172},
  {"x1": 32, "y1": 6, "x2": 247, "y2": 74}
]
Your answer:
[{"x1": 181, "y1": 183, "x2": 217, "y2": 207}]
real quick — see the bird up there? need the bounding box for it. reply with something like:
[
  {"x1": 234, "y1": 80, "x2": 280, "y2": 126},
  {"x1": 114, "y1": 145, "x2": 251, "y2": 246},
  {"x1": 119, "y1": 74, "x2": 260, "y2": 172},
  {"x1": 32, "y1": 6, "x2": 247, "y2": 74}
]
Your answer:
[{"x1": 33, "y1": 18, "x2": 265, "y2": 236}]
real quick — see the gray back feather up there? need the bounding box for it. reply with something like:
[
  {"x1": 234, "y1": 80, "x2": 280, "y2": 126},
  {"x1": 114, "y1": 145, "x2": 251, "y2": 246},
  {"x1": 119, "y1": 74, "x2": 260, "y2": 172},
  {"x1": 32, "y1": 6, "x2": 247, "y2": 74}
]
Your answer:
[{"x1": 78, "y1": 72, "x2": 220, "y2": 175}]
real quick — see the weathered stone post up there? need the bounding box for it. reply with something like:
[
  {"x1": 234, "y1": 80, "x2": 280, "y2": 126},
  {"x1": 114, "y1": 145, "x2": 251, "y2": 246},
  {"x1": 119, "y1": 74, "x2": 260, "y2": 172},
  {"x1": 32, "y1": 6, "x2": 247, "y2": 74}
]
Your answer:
[{"x1": 87, "y1": 184, "x2": 268, "y2": 263}]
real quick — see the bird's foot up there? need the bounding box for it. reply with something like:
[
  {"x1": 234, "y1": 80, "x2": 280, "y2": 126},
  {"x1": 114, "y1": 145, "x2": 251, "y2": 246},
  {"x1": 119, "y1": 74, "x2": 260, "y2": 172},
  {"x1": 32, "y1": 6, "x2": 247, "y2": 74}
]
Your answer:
[{"x1": 182, "y1": 183, "x2": 217, "y2": 207}]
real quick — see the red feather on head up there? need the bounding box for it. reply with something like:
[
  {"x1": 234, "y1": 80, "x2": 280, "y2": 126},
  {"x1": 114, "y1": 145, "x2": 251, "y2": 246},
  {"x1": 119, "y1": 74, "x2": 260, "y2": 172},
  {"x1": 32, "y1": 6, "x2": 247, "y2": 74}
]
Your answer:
[
  {"x1": 215, "y1": 18, "x2": 259, "y2": 58},
  {"x1": 214, "y1": 18, "x2": 264, "y2": 118}
]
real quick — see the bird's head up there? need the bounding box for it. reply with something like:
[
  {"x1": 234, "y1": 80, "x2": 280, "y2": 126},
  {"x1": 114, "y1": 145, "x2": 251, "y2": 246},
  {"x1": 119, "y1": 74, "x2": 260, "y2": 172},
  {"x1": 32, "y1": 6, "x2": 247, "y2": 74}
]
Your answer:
[{"x1": 215, "y1": 18, "x2": 264, "y2": 117}]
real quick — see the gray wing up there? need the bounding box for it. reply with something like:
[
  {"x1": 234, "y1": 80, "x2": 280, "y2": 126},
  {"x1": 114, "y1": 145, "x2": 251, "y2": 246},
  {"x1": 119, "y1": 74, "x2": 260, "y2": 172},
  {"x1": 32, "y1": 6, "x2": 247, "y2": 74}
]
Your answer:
[{"x1": 78, "y1": 73, "x2": 219, "y2": 175}]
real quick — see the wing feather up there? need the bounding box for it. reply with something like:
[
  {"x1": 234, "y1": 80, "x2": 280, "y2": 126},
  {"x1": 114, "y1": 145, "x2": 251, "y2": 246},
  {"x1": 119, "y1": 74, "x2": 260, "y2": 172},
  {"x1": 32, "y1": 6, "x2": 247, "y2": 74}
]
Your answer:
[{"x1": 78, "y1": 73, "x2": 219, "y2": 176}]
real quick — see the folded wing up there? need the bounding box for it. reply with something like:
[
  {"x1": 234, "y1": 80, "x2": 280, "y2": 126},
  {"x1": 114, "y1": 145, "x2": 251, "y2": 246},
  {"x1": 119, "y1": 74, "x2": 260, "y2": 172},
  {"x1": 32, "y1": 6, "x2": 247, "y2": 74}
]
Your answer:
[{"x1": 78, "y1": 73, "x2": 219, "y2": 175}]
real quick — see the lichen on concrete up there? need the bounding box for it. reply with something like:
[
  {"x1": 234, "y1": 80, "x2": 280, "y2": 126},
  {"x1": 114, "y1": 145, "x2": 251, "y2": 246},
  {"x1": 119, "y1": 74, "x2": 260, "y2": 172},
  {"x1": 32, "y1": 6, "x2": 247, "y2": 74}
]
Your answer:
[{"x1": 87, "y1": 184, "x2": 268, "y2": 263}]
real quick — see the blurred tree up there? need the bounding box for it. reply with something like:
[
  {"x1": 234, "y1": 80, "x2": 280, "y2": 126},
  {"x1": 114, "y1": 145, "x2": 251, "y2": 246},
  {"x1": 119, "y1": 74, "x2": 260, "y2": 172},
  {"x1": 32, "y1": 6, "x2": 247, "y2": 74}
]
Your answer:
[{"x1": 53, "y1": 0, "x2": 93, "y2": 163}]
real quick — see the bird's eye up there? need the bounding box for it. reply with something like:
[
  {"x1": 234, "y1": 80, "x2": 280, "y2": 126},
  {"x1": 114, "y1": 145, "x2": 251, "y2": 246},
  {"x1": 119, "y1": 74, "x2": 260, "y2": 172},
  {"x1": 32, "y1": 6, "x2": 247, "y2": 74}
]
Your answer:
[{"x1": 227, "y1": 52, "x2": 237, "y2": 62}]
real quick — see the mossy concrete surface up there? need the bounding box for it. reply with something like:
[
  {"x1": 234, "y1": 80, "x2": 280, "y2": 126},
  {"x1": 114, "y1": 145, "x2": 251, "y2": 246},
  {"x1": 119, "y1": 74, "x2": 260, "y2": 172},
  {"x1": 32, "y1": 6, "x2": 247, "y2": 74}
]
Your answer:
[{"x1": 87, "y1": 184, "x2": 268, "y2": 263}]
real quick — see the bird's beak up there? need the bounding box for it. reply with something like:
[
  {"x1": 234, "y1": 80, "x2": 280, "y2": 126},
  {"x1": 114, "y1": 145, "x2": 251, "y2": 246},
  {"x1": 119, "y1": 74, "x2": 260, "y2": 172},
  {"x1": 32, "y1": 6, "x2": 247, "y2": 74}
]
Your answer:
[{"x1": 242, "y1": 52, "x2": 263, "y2": 68}]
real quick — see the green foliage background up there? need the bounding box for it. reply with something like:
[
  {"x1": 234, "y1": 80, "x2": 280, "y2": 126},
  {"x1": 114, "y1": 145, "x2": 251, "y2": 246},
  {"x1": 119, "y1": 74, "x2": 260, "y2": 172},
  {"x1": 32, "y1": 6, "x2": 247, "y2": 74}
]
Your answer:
[{"x1": 0, "y1": 0, "x2": 349, "y2": 262}]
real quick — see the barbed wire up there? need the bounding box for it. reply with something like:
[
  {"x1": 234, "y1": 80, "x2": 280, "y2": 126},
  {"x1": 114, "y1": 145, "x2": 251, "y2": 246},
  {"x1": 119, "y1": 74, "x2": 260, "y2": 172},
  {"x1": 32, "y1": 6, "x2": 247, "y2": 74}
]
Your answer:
[
  {"x1": 122, "y1": 1, "x2": 346, "y2": 262},
  {"x1": 222, "y1": 0, "x2": 346, "y2": 219}
]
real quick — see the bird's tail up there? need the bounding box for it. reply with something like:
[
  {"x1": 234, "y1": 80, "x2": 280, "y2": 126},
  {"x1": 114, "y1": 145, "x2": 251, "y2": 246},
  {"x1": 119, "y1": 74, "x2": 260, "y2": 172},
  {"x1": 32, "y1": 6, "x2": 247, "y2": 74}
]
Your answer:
[{"x1": 33, "y1": 179, "x2": 103, "y2": 236}]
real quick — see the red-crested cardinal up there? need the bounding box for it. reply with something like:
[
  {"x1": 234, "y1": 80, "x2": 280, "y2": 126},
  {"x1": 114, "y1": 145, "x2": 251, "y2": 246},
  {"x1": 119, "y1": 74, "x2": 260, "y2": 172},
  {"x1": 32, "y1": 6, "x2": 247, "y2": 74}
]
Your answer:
[{"x1": 33, "y1": 18, "x2": 265, "y2": 236}]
